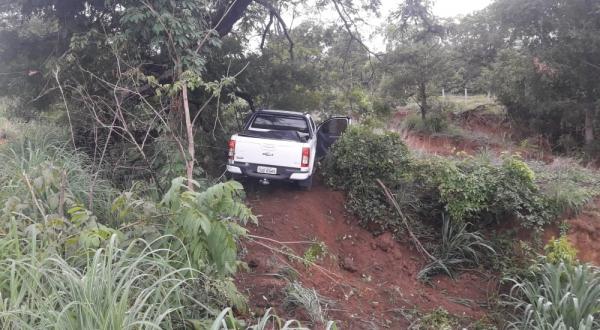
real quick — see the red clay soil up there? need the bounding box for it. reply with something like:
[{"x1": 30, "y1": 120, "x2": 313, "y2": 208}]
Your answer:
[
  {"x1": 235, "y1": 181, "x2": 495, "y2": 329},
  {"x1": 561, "y1": 198, "x2": 600, "y2": 265},
  {"x1": 391, "y1": 109, "x2": 554, "y2": 163}
]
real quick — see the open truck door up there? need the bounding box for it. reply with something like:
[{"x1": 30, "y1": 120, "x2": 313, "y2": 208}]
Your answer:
[{"x1": 316, "y1": 116, "x2": 351, "y2": 158}]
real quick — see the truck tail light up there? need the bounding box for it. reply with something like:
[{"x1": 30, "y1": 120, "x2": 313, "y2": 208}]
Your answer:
[
  {"x1": 301, "y1": 147, "x2": 310, "y2": 168},
  {"x1": 228, "y1": 140, "x2": 236, "y2": 164}
]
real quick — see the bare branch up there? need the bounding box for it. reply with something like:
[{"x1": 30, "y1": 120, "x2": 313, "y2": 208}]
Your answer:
[
  {"x1": 53, "y1": 68, "x2": 76, "y2": 149},
  {"x1": 260, "y1": 13, "x2": 274, "y2": 50},
  {"x1": 331, "y1": 0, "x2": 383, "y2": 62},
  {"x1": 255, "y1": 0, "x2": 294, "y2": 61},
  {"x1": 377, "y1": 179, "x2": 436, "y2": 262}
]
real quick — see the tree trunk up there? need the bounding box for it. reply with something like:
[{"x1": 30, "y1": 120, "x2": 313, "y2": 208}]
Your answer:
[
  {"x1": 584, "y1": 105, "x2": 595, "y2": 146},
  {"x1": 419, "y1": 82, "x2": 428, "y2": 120},
  {"x1": 182, "y1": 84, "x2": 195, "y2": 191}
]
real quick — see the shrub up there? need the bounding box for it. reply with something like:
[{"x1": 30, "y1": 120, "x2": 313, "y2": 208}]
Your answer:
[
  {"x1": 420, "y1": 155, "x2": 552, "y2": 229},
  {"x1": 325, "y1": 127, "x2": 553, "y2": 232},
  {"x1": 323, "y1": 125, "x2": 411, "y2": 231},
  {"x1": 0, "y1": 121, "x2": 116, "y2": 224},
  {"x1": 372, "y1": 98, "x2": 393, "y2": 117},
  {"x1": 303, "y1": 241, "x2": 327, "y2": 267},
  {"x1": 544, "y1": 236, "x2": 577, "y2": 265},
  {"x1": 506, "y1": 262, "x2": 600, "y2": 329},
  {"x1": 401, "y1": 112, "x2": 451, "y2": 134},
  {"x1": 161, "y1": 178, "x2": 257, "y2": 277}
]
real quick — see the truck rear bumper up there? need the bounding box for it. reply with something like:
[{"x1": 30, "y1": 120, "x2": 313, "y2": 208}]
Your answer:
[{"x1": 227, "y1": 163, "x2": 310, "y2": 181}]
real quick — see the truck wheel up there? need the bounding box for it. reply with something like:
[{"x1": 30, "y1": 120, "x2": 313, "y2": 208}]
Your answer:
[{"x1": 297, "y1": 175, "x2": 313, "y2": 191}]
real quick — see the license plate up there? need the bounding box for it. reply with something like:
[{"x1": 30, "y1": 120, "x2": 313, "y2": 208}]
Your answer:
[{"x1": 257, "y1": 166, "x2": 277, "y2": 175}]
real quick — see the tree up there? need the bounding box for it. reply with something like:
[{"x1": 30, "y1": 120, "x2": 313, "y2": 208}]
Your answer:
[
  {"x1": 489, "y1": 0, "x2": 600, "y2": 149},
  {"x1": 384, "y1": 0, "x2": 448, "y2": 119}
]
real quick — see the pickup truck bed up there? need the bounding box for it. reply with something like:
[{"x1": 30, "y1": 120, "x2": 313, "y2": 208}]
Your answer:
[{"x1": 227, "y1": 110, "x2": 349, "y2": 189}]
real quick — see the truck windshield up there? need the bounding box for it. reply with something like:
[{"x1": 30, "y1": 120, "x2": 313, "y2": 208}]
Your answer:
[{"x1": 250, "y1": 114, "x2": 309, "y2": 133}]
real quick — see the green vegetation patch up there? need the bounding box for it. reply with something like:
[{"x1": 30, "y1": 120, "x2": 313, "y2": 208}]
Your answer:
[{"x1": 323, "y1": 125, "x2": 411, "y2": 232}]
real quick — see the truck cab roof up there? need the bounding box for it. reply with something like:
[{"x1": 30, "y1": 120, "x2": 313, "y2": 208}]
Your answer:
[{"x1": 255, "y1": 109, "x2": 309, "y2": 117}]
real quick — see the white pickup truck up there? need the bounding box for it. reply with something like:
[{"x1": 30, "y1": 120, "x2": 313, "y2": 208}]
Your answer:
[{"x1": 226, "y1": 110, "x2": 350, "y2": 189}]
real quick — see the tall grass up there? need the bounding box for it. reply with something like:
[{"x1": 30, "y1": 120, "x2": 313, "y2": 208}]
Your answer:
[
  {"x1": 210, "y1": 307, "x2": 338, "y2": 330},
  {"x1": 419, "y1": 216, "x2": 495, "y2": 280},
  {"x1": 0, "y1": 121, "x2": 115, "y2": 223},
  {"x1": 506, "y1": 262, "x2": 600, "y2": 329},
  {"x1": 0, "y1": 235, "x2": 207, "y2": 329},
  {"x1": 532, "y1": 158, "x2": 600, "y2": 216}
]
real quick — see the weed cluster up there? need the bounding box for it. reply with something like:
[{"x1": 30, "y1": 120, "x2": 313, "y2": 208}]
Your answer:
[
  {"x1": 0, "y1": 121, "x2": 269, "y2": 327},
  {"x1": 505, "y1": 241, "x2": 600, "y2": 330},
  {"x1": 402, "y1": 112, "x2": 457, "y2": 135}
]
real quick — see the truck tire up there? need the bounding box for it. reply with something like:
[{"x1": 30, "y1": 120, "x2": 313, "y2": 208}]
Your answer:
[{"x1": 297, "y1": 175, "x2": 313, "y2": 191}]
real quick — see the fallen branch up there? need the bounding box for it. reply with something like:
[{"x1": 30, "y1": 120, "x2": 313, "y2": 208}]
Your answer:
[{"x1": 376, "y1": 179, "x2": 436, "y2": 262}]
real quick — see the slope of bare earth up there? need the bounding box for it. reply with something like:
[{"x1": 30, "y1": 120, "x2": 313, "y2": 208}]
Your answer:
[{"x1": 236, "y1": 181, "x2": 495, "y2": 329}]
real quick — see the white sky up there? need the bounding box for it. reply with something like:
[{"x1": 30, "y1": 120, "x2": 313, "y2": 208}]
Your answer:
[
  {"x1": 377, "y1": 0, "x2": 493, "y2": 18},
  {"x1": 433, "y1": 0, "x2": 492, "y2": 18},
  {"x1": 366, "y1": 0, "x2": 494, "y2": 50},
  {"x1": 249, "y1": 0, "x2": 495, "y2": 52}
]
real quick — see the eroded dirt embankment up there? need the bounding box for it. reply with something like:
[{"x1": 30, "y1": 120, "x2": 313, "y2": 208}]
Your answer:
[
  {"x1": 236, "y1": 181, "x2": 494, "y2": 329},
  {"x1": 390, "y1": 109, "x2": 554, "y2": 163},
  {"x1": 390, "y1": 108, "x2": 600, "y2": 266},
  {"x1": 235, "y1": 107, "x2": 600, "y2": 328}
]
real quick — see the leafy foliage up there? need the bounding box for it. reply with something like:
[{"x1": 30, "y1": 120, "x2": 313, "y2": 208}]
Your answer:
[
  {"x1": 422, "y1": 155, "x2": 552, "y2": 228},
  {"x1": 532, "y1": 159, "x2": 600, "y2": 217},
  {"x1": 0, "y1": 118, "x2": 258, "y2": 325},
  {"x1": 506, "y1": 262, "x2": 600, "y2": 330},
  {"x1": 302, "y1": 241, "x2": 327, "y2": 267},
  {"x1": 162, "y1": 178, "x2": 257, "y2": 277},
  {"x1": 544, "y1": 236, "x2": 578, "y2": 265},
  {"x1": 323, "y1": 125, "x2": 411, "y2": 231},
  {"x1": 487, "y1": 0, "x2": 600, "y2": 152}
]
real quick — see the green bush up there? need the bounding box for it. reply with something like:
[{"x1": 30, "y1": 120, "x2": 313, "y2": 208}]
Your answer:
[
  {"x1": 544, "y1": 236, "x2": 577, "y2": 265},
  {"x1": 419, "y1": 155, "x2": 552, "y2": 229},
  {"x1": 323, "y1": 125, "x2": 411, "y2": 231},
  {"x1": 0, "y1": 120, "x2": 257, "y2": 325},
  {"x1": 0, "y1": 121, "x2": 116, "y2": 224},
  {"x1": 401, "y1": 112, "x2": 451, "y2": 134},
  {"x1": 324, "y1": 126, "x2": 553, "y2": 232}
]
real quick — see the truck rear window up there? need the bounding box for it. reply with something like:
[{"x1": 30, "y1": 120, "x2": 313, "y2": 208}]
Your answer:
[{"x1": 250, "y1": 114, "x2": 309, "y2": 133}]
